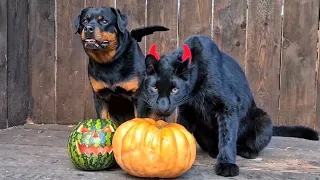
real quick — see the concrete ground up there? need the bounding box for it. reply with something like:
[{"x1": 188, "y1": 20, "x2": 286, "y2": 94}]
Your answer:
[{"x1": 0, "y1": 124, "x2": 319, "y2": 180}]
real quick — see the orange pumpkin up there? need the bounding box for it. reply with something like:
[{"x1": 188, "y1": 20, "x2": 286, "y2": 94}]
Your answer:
[{"x1": 112, "y1": 118, "x2": 197, "y2": 178}]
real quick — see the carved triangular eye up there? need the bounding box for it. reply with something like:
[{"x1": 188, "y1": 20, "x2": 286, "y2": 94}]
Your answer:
[
  {"x1": 77, "y1": 125, "x2": 91, "y2": 133},
  {"x1": 101, "y1": 125, "x2": 115, "y2": 133}
]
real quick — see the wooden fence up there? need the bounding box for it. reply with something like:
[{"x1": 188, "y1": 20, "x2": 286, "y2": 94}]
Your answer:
[{"x1": 0, "y1": 0, "x2": 319, "y2": 131}]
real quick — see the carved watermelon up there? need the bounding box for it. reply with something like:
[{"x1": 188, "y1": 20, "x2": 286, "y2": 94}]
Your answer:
[{"x1": 67, "y1": 119, "x2": 117, "y2": 170}]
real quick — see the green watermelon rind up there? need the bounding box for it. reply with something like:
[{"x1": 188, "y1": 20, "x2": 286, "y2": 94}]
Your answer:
[{"x1": 67, "y1": 118, "x2": 117, "y2": 171}]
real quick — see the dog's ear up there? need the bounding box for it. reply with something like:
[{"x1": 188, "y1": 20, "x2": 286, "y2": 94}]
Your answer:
[
  {"x1": 74, "y1": 8, "x2": 88, "y2": 34},
  {"x1": 111, "y1": 8, "x2": 128, "y2": 33},
  {"x1": 74, "y1": 14, "x2": 81, "y2": 34}
]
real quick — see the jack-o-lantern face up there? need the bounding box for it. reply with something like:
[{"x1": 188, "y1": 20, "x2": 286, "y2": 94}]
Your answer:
[
  {"x1": 67, "y1": 119, "x2": 118, "y2": 170},
  {"x1": 76, "y1": 123, "x2": 115, "y2": 156}
]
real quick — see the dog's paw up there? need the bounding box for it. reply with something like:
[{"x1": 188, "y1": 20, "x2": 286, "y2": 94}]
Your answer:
[{"x1": 215, "y1": 163, "x2": 239, "y2": 177}]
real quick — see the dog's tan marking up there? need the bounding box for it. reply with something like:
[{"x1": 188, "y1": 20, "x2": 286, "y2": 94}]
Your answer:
[
  {"x1": 114, "y1": 77, "x2": 139, "y2": 92},
  {"x1": 81, "y1": 30, "x2": 86, "y2": 40},
  {"x1": 89, "y1": 77, "x2": 108, "y2": 92},
  {"x1": 133, "y1": 104, "x2": 138, "y2": 118},
  {"x1": 101, "y1": 106, "x2": 110, "y2": 120}
]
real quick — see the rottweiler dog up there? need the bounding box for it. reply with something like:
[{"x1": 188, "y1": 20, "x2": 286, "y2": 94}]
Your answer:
[{"x1": 74, "y1": 6, "x2": 169, "y2": 126}]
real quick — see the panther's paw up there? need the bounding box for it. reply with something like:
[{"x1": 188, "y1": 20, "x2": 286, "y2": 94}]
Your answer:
[{"x1": 215, "y1": 162, "x2": 239, "y2": 177}]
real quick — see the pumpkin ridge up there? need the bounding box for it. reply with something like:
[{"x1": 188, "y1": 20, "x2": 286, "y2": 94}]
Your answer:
[
  {"x1": 152, "y1": 125, "x2": 161, "y2": 176},
  {"x1": 141, "y1": 121, "x2": 158, "y2": 176},
  {"x1": 178, "y1": 127, "x2": 196, "y2": 170},
  {"x1": 120, "y1": 121, "x2": 139, "y2": 174},
  {"x1": 113, "y1": 120, "x2": 138, "y2": 172},
  {"x1": 167, "y1": 126, "x2": 188, "y2": 178},
  {"x1": 139, "y1": 122, "x2": 152, "y2": 176},
  {"x1": 176, "y1": 127, "x2": 192, "y2": 176},
  {"x1": 164, "y1": 126, "x2": 179, "y2": 178},
  {"x1": 158, "y1": 127, "x2": 166, "y2": 177},
  {"x1": 130, "y1": 121, "x2": 149, "y2": 177}
]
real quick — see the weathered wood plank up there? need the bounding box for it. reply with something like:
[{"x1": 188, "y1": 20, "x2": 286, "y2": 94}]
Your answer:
[
  {"x1": 85, "y1": 0, "x2": 115, "y2": 7},
  {"x1": 117, "y1": 0, "x2": 146, "y2": 53},
  {"x1": 28, "y1": 0, "x2": 56, "y2": 124},
  {"x1": 317, "y1": 14, "x2": 320, "y2": 132},
  {"x1": 0, "y1": 0, "x2": 7, "y2": 129},
  {"x1": 146, "y1": 0, "x2": 178, "y2": 55},
  {"x1": 56, "y1": 0, "x2": 87, "y2": 124},
  {"x1": 246, "y1": 0, "x2": 282, "y2": 125},
  {"x1": 279, "y1": 0, "x2": 319, "y2": 128},
  {"x1": 7, "y1": 0, "x2": 31, "y2": 127},
  {"x1": 213, "y1": 0, "x2": 247, "y2": 68},
  {"x1": 83, "y1": 0, "x2": 115, "y2": 120},
  {"x1": 179, "y1": 0, "x2": 212, "y2": 45}
]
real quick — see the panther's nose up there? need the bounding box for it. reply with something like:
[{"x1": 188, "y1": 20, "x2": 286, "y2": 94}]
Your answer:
[
  {"x1": 157, "y1": 98, "x2": 170, "y2": 114},
  {"x1": 84, "y1": 25, "x2": 94, "y2": 34}
]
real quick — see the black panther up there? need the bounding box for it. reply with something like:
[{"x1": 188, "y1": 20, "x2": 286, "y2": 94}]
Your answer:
[{"x1": 136, "y1": 35, "x2": 319, "y2": 177}]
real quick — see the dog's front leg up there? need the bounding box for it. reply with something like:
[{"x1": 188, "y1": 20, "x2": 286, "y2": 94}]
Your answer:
[
  {"x1": 93, "y1": 92, "x2": 111, "y2": 120},
  {"x1": 214, "y1": 112, "x2": 239, "y2": 177}
]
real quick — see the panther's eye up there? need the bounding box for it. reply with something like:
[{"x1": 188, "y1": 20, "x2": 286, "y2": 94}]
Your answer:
[
  {"x1": 151, "y1": 85, "x2": 158, "y2": 93},
  {"x1": 171, "y1": 87, "x2": 179, "y2": 94},
  {"x1": 83, "y1": 19, "x2": 88, "y2": 25},
  {"x1": 101, "y1": 19, "x2": 108, "y2": 25}
]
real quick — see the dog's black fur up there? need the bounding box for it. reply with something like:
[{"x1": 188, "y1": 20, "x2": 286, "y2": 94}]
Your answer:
[
  {"x1": 137, "y1": 35, "x2": 319, "y2": 177},
  {"x1": 74, "y1": 7, "x2": 169, "y2": 126}
]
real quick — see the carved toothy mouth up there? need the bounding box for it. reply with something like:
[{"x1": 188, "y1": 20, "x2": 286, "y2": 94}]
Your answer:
[{"x1": 76, "y1": 142, "x2": 113, "y2": 157}]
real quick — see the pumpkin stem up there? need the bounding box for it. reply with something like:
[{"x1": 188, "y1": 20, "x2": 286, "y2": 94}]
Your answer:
[{"x1": 156, "y1": 120, "x2": 168, "y2": 129}]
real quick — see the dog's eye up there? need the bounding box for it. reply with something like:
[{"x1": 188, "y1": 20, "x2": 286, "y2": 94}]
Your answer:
[
  {"x1": 83, "y1": 19, "x2": 88, "y2": 24},
  {"x1": 171, "y1": 87, "x2": 179, "y2": 94},
  {"x1": 101, "y1": 19, "x2": 108, "y2": 24}
]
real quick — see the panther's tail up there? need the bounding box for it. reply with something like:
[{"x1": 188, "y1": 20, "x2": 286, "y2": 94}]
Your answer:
[
  {"x1": 273, "y1": 126, "x2": 319, "y2": 141},
  {"x1": 130, "y1": 25, "x2": 169, "y2": 42}
]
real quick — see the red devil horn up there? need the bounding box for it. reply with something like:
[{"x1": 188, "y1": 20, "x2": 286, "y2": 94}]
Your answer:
[
  {"x1": 147, "y1": 44, "x2": 160, "y2": 60},
  {"x1": 181, "y1": 44, "x2": 192, "y2": 63}
]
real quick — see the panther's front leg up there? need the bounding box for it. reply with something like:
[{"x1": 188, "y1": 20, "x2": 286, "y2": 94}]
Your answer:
[{"x1": 215, "y1": 112, "x2": 239, "y2": 177}]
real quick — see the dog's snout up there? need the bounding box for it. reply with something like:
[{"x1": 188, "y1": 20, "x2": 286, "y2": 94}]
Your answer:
[{"x1": 84, "y1": 25, "x2": 94, "y2": 33}]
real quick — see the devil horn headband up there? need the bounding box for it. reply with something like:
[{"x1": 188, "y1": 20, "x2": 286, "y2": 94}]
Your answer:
[
  {"x1": 147, "y1": 44, "x2": 160, "y2": 60},
  {"x1": 147, "y1": 43, "x2": 192, "y2": 63},
  {"x1": 181, "y1": 44, "x2": 192, "y2": 63}
]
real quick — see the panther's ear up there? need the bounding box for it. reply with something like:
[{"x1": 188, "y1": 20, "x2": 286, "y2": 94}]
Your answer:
[
  {"x1": 73, "y1": 14, "x2": 81, "y2": 34},
  {"x1": 175, "y1": 44, "x2": 192, "y2": 79},
  {"x1": 180, "y1": 44, "x2": 192, "y2": 65},
  {"x1": 111, "y1": 7, "x2": 128, "y2": 33},
  {"x1": 145, "y1": 55, "x2": 158, "y2": 75},
  {"x1": 145, "y1": 44, "x2": 160, "y2": 74}
]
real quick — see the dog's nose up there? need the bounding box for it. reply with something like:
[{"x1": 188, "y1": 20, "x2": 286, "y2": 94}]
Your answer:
[{"x1": 84, "y1": 25, "x2": 94, "y2": 33}]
